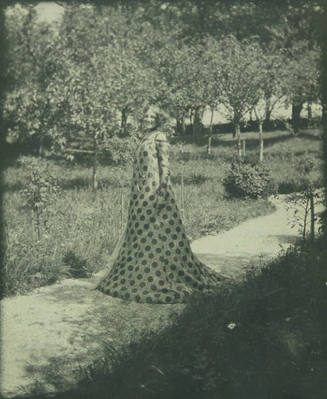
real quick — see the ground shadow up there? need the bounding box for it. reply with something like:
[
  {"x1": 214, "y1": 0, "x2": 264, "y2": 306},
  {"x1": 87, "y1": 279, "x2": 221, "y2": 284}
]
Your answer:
[
  {"x1": 7, "y1": 242, "x2": 325, "y2": 399},
  {"x1": 177, "y1": 127, "x2": 321, "y2": 153},
  {"x1": 196, "y1": 253, "x2": 273, "y2": 280},
  {"x1": 212, "y1": 133, "x2": 295, "y2": 151},
  {"x1": 1, "y1": 279, "x2": 182, "y2": 399},
  {"x1": 3, "y1": 176, "x2": 132, "y2": 193},
  {"x1": 272, "y1": 234, "x2": 300, "y2": 246}
]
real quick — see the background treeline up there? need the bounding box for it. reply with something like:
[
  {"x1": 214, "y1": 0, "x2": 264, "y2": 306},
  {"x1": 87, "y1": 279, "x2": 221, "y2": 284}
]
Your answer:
[
  {"x1": 3, "y1": 1, "x2": 323, "y2": 166},
  {"x1": 1, "y1": 0, "x2": 326, "y2": 296}
]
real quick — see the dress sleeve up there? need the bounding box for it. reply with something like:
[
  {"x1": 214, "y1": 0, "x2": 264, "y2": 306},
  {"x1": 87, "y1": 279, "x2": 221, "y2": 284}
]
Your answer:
[{"x1": 155, "y1": 132, "x2": 170, "y2": 187}]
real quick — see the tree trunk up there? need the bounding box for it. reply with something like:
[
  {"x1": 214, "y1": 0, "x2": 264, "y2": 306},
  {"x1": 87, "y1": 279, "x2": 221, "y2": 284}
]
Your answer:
[
  {"x1": 92, "y1": 134, "x2": 98, "y2": 191},
  {"x1": 36, "y1": 209, "x2": 41, "y2": 241},
  {"x1": 207, "y1": 106, "x2": 214, "y2": 155},
  {"x1": 193, "y1": 107, "x2": 203, "y2": 144},
  {"x1": 291, "y1": 102, "x2": 303, "y2": 134},
  {"x1": 322, "y1": 102, "x2": 327, "y2": 124},
  {"x1": 189, "y1": 109, "x2": 195, "y2": 143},
  {"x1": 176, "y1": 113, "x2": 185, "y2": 135},
  {"x1": 120, "y1": 108, "x2": 128, "y2": 135},
  {"x1": 303, "y1": 197, "x2": 309, "y2": 241},
  {"x1": 235, "y1": 123, "x2": 241, "y2": 158},
  {"x1": 31, "y1": 209, "x2": 35, "y2": 242},
  {"x1": 39, "y1": 136, "x2": 46, "y2": 157},
  {"x1": 310, "y1": 191, "x2": 315, "y2": 242},
  {"x1": 259, "y1": 121, "x2": 264, "y2": 162},
  {"x1": 242, "y1": 139, "x2": 246, "y2": 157},
  {"x1": 265, "y1": 97, "x2": 272, "y2": 122},
  {"x1": 307, "y1": 103, "x2": 312, "y2": 120}
]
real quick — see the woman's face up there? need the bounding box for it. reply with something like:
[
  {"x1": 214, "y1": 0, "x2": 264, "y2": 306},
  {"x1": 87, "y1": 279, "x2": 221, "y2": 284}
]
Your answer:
[{"x1": 143, "y1": 109, "x2": 157, "y2": 130}]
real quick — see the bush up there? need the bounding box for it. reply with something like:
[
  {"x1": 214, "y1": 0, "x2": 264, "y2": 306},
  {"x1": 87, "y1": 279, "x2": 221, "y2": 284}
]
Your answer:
[
  {"x1": 62, "y1": 250, "x2": 90, "y2": 278},
  {"x1": 100, "y1": 135, "x2": 138, "y2": 166},
  {"x1": 223, "y1": 158, "x2": 275, "y2": 199}
]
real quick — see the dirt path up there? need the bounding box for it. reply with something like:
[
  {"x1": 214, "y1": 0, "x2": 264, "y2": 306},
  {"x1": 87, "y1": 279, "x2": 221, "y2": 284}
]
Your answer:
[
  {"x1": 0, "y1": 195, "x2": 323, "y2": 398},
  {"x1": 192, "y1": 195, "x2": 319, "y2": 280}
]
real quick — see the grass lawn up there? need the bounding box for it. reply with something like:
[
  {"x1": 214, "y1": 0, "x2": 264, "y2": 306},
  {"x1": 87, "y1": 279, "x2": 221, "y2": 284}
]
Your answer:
[
  {"x1": 1, "y1": 128, "x2": 323, "y2": 296},
  {"x1": 1, "y1": 127, "x2": 326, "y2": 399}
]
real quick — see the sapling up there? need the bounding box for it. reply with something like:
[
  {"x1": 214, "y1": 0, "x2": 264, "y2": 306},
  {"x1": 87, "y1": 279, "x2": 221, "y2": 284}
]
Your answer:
[
  {"x1": 285, "y1": 156, "x2": 323, "y2": 242},
  {"x1": 22, "y1": 159, "x2": 61, "y2": 241}
]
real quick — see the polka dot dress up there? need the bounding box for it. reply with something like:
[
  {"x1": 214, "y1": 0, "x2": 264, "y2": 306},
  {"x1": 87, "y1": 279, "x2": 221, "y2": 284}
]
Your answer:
[{"x1": 97, "y1": 131, "x2": 222, "y2": 304}]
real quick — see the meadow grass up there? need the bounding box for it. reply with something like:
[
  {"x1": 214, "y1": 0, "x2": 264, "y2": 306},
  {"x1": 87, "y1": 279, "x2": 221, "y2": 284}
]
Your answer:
[
  {"x1": 2, "y1": 128, "x2": 323, "y2": 296},
  {"x1": 1, "y1": 128, "x2": 326, "y2": 399}
]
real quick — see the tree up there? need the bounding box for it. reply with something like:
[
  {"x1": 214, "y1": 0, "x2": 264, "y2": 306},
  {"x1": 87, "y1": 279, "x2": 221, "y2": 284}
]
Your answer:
[
  {"x1": 263, "y1": 2, "x2": 321, "y2": 132},
  {"x1": 280, "y1": 41, "x2": 320, "y2": 133},
  {"x1": 97, "y1": 5, "x2": 158, "y2": 134},
  {"x1": 248, "y1": 48, "x2": 287, "y2": 161},
  {"x1": 217, "y1": 35, "x2": 265, "y2": 157},
  {"x1": 252, "y1": 99, "x2": 266, "y2": 162},
  {"x1": 4, "y1": 3, "x2": 158, "y2": 189},
  {"x1": 258, "y1": 48, "x2": 288, "y2": 122},
  {"x1": 202, "y1": 36, "x2": 224, "y2": 153},
  {"x1": 151, "y1": 39, "x2": 207, "y2": 141},
  {"x1": 4, "y1": 5, "x2": 63, "y2": 153}
]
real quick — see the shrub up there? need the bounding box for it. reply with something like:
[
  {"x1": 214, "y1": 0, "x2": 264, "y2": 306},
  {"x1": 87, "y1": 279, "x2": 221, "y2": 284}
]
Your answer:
[
  {"x1": 100, "y1": 135, "x2": 138, "y2": 166},
  {"x1": 223, "y1": 158, "x2": 274, "y2": 199},
  {"x1": 62, "y1": 250, "x2": 90, "y2": 278},
  {"x1": 20, "y1": 157, "x2": 61, "y2": 241}
]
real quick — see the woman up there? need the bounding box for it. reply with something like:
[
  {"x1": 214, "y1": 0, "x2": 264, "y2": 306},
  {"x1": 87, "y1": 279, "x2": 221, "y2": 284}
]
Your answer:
[{"x1": 96, "y1": 109, "x2": 223, "y2": 304}]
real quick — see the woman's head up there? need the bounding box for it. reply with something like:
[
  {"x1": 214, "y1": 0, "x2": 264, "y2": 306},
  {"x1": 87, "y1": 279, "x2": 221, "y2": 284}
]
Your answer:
[{"x1": 143, "y1": 107, "x2": 171, "y2": 131}]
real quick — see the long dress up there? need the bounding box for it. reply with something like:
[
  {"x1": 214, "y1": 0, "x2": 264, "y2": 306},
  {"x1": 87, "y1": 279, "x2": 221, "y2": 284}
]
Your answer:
[{"x1": 96, "y1": 130, "x2": 222, "y2": 304}]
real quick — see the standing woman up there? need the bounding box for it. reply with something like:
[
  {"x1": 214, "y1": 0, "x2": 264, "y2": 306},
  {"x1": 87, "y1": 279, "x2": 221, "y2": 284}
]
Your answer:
[{"x1": 97, "y1": 109, "x2": 223, "y2": 304}]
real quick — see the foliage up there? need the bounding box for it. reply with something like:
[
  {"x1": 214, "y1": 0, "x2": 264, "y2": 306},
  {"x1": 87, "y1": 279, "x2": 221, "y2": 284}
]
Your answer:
[
  {"x1": 216, "y1": 35, "x2": 266, "y2": 129},
  {"x1": 100, "y1": 135, "x2": 138, "y2": 166},
  {"x1": 2, "y1": 139, "x2": 281, "y2": 296},
  {"x1": 2, "y1": 128, "x2": 324, "y2": 294},
  {"x1": 281, "y1": 40, "x2": 321, "y2": 109},
  {"x1": 62, "y1": 250, "x2": 89, "y2": 279},
  {"x1": 4, "y1": 6, "x2": 62, "y2": 150},
  {"x1": 251, "y1": 48, "x2": 288, "y2": 123},
  {"x1": 4, "y1": 127, "x2": 322, "y2": 296},
  {"x1": 284, "y1": 154, "x2": 324, "y2": 240},
  {"x1": 20, "y1": 157, "x2": 61, "y2": 241},
  {"x1": 151, "y1": 39, "x2": 206, "y2": 131},
  {"x1": 223, "y1": 158, "x2": 274, "y2": 199},
  {"x1": 4, "y1": 4, "x2": 157, "y2": 163},
  {"x1": 3, "y1": 2, "x2": 322, "y2": 159},
  {"x1": 285, "y1": 189, "x2": 324, "y2": 239},
  {"x1": 21, "y1": 157, "x2": 60, "y2": 213}
]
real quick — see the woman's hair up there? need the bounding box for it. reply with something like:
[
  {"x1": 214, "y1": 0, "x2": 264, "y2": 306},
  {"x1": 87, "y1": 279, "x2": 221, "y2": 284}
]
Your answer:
[{"x1": 150, "y1": 110, "x2": 170, "y2": 131}]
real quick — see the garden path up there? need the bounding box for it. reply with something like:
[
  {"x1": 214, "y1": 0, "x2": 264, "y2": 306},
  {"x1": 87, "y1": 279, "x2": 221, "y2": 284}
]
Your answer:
[
  {"x1": 192, "y1": 194, "x2": 323, "y2": 279},
  {"x1": 0, "y1": 194, "x2": 324, "y2": 398}
]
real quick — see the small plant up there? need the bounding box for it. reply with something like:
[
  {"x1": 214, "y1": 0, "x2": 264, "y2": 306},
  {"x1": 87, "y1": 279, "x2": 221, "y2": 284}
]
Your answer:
[
  {"x1": 285, "y1": 155, "x2": 324, "y2": 242},
  {"x1": 101, "y1": 135, "x2": 138, "y2": 166},
  {"x1": 21, "y1": 158, "x2": 61, "y2": 241},
  {"x1": 223, "y1": 158, "x2": 274, "y2": 199},
  {"x1": 62, "y1": 250, "x2": 89, "y2": 278}
]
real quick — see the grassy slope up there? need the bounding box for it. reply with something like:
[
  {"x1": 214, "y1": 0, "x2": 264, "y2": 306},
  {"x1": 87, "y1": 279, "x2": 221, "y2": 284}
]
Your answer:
[
  {"x1": 2, "y1": 128, "x2": 326, "y2": 399},
  {"x1": 2, "y1": 129, "x2": 322, "y2": 296}
]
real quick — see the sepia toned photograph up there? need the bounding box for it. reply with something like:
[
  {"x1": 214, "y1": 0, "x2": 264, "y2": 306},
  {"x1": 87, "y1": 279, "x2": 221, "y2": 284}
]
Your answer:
[{"x1": 0, "y1": 1, "x2": 327, "y2": 398}]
